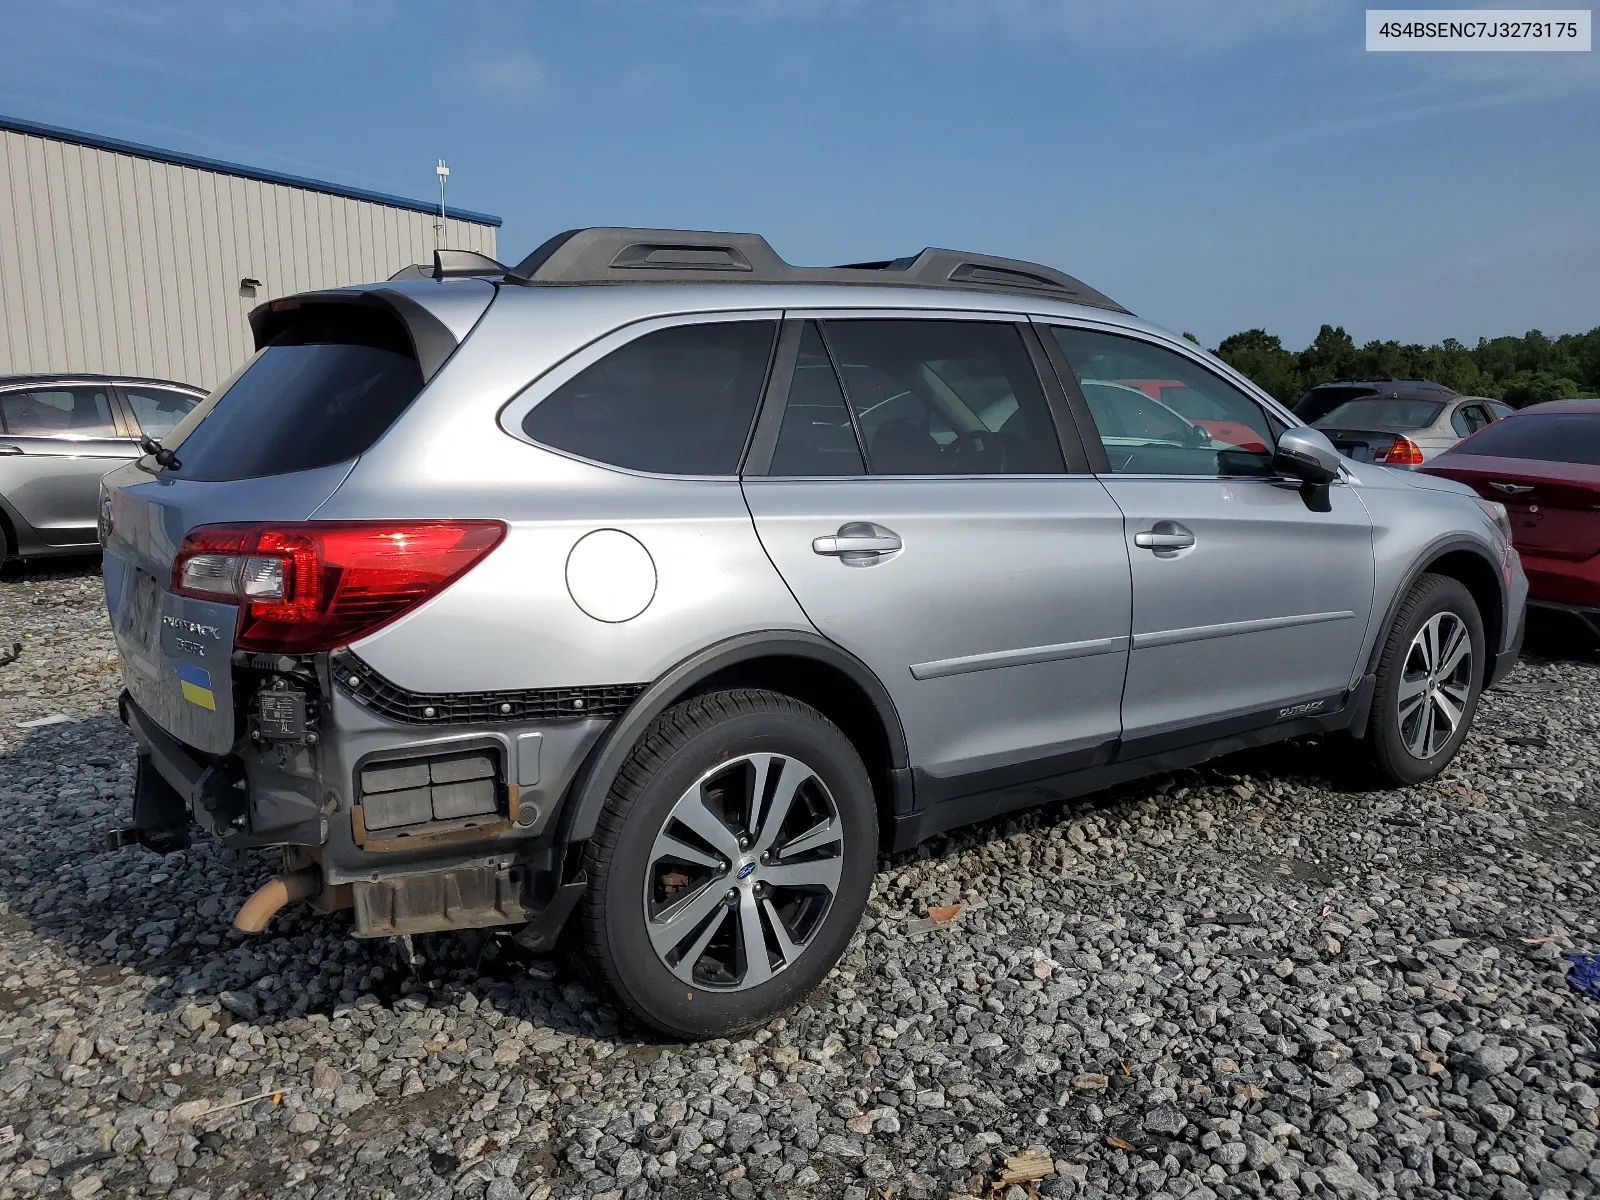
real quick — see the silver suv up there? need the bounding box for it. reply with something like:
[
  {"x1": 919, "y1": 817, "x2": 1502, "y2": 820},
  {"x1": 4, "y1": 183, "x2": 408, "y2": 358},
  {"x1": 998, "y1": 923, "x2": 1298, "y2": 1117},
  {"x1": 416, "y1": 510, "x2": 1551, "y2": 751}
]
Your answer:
[{"x1": 101, "y1": 228, "x2": 1527, "y2": 1038}]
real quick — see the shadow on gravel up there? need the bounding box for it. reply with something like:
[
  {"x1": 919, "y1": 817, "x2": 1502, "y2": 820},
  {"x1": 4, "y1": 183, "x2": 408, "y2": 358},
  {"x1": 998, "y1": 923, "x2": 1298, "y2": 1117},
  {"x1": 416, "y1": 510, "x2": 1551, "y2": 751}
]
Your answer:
[
  {"x1": 1521, "y1": 606, "x2": 1600, "y2": 664},
  {"x1": 0, "y1": 549, "x2": 103, "y2": 580}
]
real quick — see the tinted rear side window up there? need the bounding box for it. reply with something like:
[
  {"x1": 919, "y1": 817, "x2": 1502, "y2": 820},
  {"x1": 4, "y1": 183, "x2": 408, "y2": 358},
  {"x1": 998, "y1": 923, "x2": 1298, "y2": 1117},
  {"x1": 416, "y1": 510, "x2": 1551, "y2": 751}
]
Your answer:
[
  {"x1": 523, "y1": 321, "x2": 777, "y2": 475},
  {"x1": 0, "y1": 387, "x2": 117, "y2": 437},
  {"x1": 166, "y1": 306, "x2": 424, "y2": 481},
  {"x1": 1454, "y1": 413, "x2": 1600, "y2": 466}
]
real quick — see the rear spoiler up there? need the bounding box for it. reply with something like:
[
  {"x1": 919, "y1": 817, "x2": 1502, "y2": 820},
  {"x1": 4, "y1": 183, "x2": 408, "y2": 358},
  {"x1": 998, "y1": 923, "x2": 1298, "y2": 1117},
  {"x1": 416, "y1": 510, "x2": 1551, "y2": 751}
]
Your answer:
[{"x1": 247, "y1": 286, "x2": 479, "y2": 382}]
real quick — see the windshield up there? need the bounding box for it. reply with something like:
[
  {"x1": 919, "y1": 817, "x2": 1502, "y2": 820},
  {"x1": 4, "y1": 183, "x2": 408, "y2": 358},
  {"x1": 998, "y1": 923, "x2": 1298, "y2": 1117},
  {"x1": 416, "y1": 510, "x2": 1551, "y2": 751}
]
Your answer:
[
  {"x1": 1316, "y1": 399, "x2": 1444, "y2": 430},
  {"x1": 1454, "y1": 413, "x2": 1600, "y2": 467}
]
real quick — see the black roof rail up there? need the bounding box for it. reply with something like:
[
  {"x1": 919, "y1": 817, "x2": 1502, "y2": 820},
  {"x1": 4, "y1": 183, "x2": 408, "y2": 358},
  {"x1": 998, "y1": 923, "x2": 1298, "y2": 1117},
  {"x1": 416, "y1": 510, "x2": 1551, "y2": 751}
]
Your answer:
[{"x1": 504, "y1": 228, "x2": 1128, "y2": 312}]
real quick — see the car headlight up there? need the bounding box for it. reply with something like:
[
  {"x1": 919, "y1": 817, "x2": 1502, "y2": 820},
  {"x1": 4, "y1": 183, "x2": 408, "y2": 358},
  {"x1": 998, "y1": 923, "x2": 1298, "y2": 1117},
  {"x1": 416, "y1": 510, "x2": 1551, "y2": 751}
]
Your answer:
[{"x1": 1474, "y1": 497, "x2": 1512, "y2": 541}]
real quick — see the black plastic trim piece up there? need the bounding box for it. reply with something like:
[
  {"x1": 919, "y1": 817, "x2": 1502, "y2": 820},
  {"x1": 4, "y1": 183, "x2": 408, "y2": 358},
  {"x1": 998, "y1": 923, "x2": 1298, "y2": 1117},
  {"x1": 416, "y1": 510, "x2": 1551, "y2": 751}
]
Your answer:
[
  {"x1": 511, "y1": 877, "x2": 587, "y2": 952},
  {"x1": 914, "y1": 741, "x2": 1115, "y2": 810},
  {"x1": 558, "y1": 631, "x2": 910, "y2": 844},
  {"x1": 888, "y1": 694, "x2": 1364, "y2": 853},
  {"x1": 508, "y1": 228, "x2": 1128, "y2": 311},
  {"x1": 740, "y1": 319, "x2": 803, "y2": 477},
  {"x1": 1019, "y1": 321, "x2": 1093, "y2": 474},
  {"x1": 1115, "y1": 689, "x2": 1351, "y2": 760},
  {"x1": 332, "y1": 651, "x2": 646, "y2": 726},
  {"x1": 1363, "y1": 536, "x2": 1507, "y2": 675},
  {"x1": 119, "y1": 689, "x2": 214, "y2": 804},
  {"x1": 247, "y1": 290, "x2": 461, "y2": 383},
  {"x1": 1031, "y1": 318, "x2": 1114, "y2": 475}
]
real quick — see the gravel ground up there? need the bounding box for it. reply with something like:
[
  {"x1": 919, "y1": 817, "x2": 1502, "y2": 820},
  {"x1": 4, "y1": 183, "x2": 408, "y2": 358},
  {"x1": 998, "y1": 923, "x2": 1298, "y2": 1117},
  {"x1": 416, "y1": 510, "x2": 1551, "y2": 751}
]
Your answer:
[{"x1": 0, "y1": 560, "x2": 1597, "y2": 1200}]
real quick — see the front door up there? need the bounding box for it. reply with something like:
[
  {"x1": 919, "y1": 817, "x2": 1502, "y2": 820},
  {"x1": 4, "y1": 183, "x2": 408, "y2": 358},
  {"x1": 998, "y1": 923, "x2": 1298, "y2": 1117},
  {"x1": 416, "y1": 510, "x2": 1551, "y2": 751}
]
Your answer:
[
  {"x1": 0, "y1": 384, "x2": 139, "y2": 545},
  {"x1": 742, "y1": 316, "x2": 1133, "y2": 802},
  {"x1": 1040, "y1": 322, "x2": 1376, "y2": 751}
]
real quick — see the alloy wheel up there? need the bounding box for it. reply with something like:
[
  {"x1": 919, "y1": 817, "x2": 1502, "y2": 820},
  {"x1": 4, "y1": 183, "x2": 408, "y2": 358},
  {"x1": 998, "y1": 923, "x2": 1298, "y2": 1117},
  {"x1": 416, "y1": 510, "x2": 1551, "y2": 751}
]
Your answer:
[
  {"x1": 1397, "y1": 611, "x2": 1473, "y2": 760},
  {"x1": 642, "y1": 752, "x2": 844, "y2": 991}
]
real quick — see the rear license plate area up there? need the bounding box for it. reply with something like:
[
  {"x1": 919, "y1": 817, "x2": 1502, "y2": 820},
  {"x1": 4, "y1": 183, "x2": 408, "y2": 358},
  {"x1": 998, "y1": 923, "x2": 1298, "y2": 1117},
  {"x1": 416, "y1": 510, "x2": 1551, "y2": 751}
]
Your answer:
[{"x1": 120, "y1": 568, "x2": 162, "y2": 653}]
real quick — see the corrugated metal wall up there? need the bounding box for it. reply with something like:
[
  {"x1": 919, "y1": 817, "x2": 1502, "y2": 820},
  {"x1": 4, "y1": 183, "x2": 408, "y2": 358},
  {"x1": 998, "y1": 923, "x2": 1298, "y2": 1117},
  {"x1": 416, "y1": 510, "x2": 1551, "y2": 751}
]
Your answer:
[{"x1": 0, "y1": 128, "x2": 497, "y2": 388}]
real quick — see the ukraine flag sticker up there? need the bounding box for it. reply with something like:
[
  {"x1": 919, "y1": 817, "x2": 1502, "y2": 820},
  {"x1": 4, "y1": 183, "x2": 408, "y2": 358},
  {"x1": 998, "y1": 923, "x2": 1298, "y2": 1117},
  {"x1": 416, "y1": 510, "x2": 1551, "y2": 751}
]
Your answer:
[{"x1": 177, "y1": 663, "x2": 216, "y2": 711}]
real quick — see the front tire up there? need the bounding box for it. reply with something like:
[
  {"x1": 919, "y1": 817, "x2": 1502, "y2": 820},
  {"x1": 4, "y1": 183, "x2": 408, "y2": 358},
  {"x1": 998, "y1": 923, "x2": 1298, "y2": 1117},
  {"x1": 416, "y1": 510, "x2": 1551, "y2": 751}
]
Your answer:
[
  {"x1": 579, "y1": 689, "x2": 877, "y2": 1039},
  {"x1": 1365, "y1": 573, "x2": 1485, "y2": 786}
]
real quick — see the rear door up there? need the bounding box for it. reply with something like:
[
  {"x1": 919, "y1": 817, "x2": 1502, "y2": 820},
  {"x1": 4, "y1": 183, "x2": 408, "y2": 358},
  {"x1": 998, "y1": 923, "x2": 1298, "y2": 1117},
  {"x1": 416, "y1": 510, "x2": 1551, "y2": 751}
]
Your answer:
[
  {"x1": 742, "y1": 315, "x2": 1133, "y2": 803},
  {"x1": 0, "y1": 384, "x2": 140, "y2": 546},
  {"x1": 1039, "y1": 322, "x2": 1376, "y2": 751}
]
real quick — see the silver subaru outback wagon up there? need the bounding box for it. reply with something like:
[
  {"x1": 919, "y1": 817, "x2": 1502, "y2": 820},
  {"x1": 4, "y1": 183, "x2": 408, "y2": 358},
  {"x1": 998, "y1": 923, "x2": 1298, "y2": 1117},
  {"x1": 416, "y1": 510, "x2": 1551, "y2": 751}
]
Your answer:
[{"x1": 100, "y1": 228, "x2": 1527, "y2": 1039}]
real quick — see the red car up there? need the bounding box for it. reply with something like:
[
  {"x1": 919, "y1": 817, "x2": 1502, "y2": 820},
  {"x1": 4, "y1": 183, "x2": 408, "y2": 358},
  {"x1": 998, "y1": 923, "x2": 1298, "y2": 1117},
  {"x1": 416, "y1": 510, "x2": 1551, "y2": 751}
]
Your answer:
[
  {"x1": 1115, "y1": 378, "x2": 1269, "y2": 452},
  {"x1": 1420, "y1": 400, "x2": 1600, "y2": 638}
]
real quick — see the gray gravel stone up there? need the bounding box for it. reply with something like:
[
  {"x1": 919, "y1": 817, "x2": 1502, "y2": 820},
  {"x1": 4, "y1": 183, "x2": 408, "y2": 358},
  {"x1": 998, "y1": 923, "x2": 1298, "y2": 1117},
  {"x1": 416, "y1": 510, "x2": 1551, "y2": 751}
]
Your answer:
[{"x1": 0, "y1": 563, "x2": 1596, "y2": 1200}]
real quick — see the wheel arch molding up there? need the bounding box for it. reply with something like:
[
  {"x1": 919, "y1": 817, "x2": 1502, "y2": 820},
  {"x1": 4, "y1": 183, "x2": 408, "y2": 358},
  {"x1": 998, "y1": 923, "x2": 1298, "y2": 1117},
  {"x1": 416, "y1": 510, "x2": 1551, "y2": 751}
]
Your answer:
[
  {"x1": 1367, "y1": 535, "x2": 1506, "y2": 679},
  {"x1": 557, "y1": 630, "x2": 912, "y2": 847}
]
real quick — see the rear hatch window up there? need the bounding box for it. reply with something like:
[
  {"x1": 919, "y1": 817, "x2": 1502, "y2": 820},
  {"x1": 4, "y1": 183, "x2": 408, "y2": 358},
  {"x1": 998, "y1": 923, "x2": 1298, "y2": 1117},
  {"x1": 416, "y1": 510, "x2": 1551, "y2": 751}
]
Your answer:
[
  {"x1": 162, "y1": 304, "x2": 425, "y2": 482},
  {"x1": 1315, "y1": 399, "x2": 1443, "y2": 431},
  {"x1": 1295, "y1": 385, "x2": 1379, "y2": 423},
  {"x1": 1454, "y1": 413, "x2": 1600, "y2": 466}
]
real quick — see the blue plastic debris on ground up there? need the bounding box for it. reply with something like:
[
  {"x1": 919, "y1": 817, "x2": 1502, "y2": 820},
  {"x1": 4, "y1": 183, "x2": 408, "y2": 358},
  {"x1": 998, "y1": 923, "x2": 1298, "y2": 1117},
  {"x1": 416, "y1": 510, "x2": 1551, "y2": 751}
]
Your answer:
[{"x1": 1567, "y1": 952, "x2": 1600, "y2": 999}]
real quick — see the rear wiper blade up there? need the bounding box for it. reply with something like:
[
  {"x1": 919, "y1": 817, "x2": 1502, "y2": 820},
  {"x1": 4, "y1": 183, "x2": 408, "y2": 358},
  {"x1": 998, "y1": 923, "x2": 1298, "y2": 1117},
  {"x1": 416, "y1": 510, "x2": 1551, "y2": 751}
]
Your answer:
[{"x1": 138, "y1": 435, "x2": 181, "y2": 471}]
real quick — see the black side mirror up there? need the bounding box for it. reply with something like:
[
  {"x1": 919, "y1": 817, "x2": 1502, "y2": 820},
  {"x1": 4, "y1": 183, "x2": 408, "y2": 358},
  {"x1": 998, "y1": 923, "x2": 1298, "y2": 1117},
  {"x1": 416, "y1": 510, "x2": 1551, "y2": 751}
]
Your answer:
[{"x1": 1273, "y1": 427, "x2": 1342, "y2": 512}]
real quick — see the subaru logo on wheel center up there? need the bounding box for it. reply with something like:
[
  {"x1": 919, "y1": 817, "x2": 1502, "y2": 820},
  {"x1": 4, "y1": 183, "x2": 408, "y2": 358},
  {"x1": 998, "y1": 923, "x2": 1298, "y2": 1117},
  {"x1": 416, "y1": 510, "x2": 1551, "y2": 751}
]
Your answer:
[{"x1": 736, "y1": 861, "x2": 757, "y2": 880}]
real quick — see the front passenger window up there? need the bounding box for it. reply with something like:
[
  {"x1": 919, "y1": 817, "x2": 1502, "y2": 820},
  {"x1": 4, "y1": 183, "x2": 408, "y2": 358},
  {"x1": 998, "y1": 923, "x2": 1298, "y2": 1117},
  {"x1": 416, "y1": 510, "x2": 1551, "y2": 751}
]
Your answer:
[{"x1": 1048, "y1": 328, "x2": 1278, "y2": 477}]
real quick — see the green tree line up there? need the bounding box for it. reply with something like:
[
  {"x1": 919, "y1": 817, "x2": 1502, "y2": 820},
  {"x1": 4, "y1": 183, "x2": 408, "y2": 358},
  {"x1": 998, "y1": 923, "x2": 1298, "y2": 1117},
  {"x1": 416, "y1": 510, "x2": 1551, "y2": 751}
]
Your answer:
[{"x1": 1211, "y1": 324, "x2": 1600, "y2": 409}]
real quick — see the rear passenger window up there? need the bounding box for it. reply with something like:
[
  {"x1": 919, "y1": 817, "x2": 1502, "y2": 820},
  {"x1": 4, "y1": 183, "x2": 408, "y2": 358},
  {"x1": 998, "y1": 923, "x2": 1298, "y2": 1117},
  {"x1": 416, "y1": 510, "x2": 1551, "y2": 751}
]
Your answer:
[
  {"x1": 819, "y1": 320, "x2": 1065, "y2": 475},
  {"x1": 524, "y1": 321, "x2": 776, "y2": 475},
  {"x1": 1, "y1": 388, "x2": 117, "y2": 437}
]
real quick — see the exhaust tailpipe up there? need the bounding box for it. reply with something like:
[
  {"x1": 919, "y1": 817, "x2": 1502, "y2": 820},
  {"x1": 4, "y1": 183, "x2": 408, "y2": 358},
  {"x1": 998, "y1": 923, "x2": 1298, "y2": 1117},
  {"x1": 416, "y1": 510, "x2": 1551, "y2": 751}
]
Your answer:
[{"x1": 233, "y1": 868, "x2": 321, "y2": 933}]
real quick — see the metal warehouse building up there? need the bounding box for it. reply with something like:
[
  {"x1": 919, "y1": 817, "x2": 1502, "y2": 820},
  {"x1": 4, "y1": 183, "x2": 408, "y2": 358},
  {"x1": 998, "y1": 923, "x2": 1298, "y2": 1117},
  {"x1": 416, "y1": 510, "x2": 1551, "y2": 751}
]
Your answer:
[{"x1": 0, "y1": 114, "x2": 501, "y2": 389}]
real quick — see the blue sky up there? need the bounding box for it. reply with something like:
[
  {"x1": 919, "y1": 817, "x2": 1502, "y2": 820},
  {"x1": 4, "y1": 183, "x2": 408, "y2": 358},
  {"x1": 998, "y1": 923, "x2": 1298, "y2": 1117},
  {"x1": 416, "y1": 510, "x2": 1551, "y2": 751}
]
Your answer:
[{"x1": 5, "y1": 0, "x2": 1597, "y2": 349}]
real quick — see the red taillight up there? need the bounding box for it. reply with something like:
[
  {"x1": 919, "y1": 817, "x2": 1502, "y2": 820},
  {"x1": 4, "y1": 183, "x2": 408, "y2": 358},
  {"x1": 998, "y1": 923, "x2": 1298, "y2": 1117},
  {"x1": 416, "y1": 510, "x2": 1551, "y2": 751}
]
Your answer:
[
  {"x1": 172, "y1": 521, "x2": 507, "y2": 652},
  {"x1": 1380, "y1": 436, "x2": 1425, "y2": 466}
]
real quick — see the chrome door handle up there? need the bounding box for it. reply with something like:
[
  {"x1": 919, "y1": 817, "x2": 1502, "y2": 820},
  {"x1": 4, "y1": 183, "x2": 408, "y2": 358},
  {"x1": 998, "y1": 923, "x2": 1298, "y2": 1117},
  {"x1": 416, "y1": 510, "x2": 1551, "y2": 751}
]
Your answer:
[
  {"x1": 1133, "y1": 522, "x2": 1195, "y2": 551},
  {"x1": 0, "y1": 445, "x2": 22, "y2": 456},
  {"x1": 812, "y1": 524, "x2": 902, "y2": 556}
]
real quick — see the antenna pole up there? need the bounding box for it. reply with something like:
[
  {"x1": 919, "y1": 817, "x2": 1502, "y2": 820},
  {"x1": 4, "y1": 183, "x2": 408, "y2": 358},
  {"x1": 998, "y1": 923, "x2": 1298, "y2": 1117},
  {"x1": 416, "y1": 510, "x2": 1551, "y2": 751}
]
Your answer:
[{"x1": 435, "y1": 160, "x2": 450, "y2": 250}]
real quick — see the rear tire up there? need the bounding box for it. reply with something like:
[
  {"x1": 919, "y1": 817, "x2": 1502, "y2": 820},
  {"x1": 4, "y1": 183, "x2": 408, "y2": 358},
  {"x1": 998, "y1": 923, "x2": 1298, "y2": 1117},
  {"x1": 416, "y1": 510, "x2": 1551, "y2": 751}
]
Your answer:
[
  {"x1": 579, "y1": 689, "x2": 876, "y2": 1039},
  {"x1": 1364, "y1": 573, "x2": 1485, "y2": 786}
]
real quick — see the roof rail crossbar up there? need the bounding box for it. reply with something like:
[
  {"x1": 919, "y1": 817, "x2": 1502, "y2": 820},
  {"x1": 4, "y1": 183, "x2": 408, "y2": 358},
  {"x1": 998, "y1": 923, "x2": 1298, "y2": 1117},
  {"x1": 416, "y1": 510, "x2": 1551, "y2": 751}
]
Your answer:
[{"x1": 506, "y1": 228, "x2": 1127, "y2": 311}]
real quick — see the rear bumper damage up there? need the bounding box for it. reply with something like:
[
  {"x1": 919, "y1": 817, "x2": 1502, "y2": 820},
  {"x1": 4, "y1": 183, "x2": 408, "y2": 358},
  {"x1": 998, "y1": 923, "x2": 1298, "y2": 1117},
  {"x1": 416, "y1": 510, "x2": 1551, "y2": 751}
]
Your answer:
[{"x1": 112, "y1": 686, "x2": 599, "y2": 945}]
